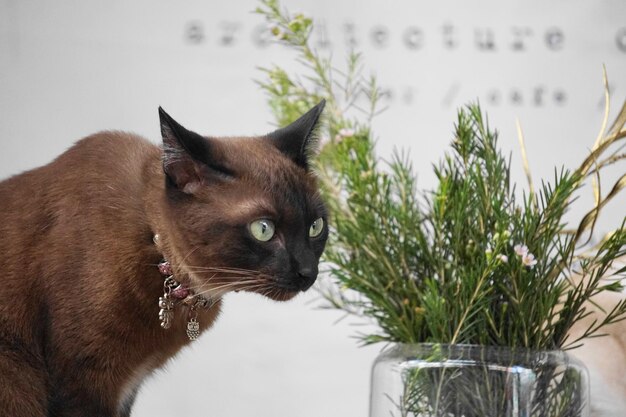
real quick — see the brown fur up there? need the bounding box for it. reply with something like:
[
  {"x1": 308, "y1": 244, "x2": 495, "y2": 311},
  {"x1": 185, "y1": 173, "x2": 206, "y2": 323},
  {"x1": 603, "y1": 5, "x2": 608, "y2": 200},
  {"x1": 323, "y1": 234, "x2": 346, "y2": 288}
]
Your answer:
[{"x1": 0, "y1": 104, "x2": 327, "y2": 416}]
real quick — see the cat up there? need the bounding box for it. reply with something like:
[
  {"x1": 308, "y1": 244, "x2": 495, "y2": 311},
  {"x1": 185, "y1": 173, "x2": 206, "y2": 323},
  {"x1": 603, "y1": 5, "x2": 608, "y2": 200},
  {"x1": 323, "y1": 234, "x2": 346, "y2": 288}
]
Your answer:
[{"x1": 0, "y1": 100, "x2": 328, "y2": 417}]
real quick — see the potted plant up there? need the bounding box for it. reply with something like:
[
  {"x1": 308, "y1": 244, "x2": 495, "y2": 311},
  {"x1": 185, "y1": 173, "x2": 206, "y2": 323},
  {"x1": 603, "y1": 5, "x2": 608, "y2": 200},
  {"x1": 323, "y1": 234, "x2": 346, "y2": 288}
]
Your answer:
[{"x1": 256, "y1": 1, "x2": 626, "y2": 416}]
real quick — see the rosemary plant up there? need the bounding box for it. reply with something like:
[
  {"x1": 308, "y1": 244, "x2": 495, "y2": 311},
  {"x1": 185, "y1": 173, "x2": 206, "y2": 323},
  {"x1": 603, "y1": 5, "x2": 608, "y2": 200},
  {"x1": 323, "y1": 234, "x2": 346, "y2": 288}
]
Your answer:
[
  {"x1": 256, "y1": 2, "x2": 626, "y2": 415},
  {"x1": 255, "y1": 0, "x2": 626, "y2": 352}
]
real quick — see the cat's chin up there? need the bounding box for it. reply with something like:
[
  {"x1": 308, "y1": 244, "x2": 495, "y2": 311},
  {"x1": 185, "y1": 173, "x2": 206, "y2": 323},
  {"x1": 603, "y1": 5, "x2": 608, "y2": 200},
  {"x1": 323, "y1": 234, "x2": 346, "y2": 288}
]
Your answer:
[{"x1": 259, "y1": 287, "x2": 300, "y2": 302}]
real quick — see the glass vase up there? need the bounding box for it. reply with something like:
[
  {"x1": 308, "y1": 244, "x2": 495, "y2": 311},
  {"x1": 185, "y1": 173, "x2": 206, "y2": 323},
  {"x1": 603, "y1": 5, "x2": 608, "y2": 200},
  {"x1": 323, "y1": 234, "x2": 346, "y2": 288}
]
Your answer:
[{"x1": 369, "y1": 344, "x2": 589, "y2": 417}]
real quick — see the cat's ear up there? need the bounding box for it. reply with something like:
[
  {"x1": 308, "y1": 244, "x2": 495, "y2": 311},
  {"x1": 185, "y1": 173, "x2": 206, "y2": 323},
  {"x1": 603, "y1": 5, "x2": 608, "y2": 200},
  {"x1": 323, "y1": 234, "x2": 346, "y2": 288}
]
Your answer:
[
  {"x1": 159, "y1": 107, "x2": 226, "y2": 194},
  {"x1": 268, "y1": 100, "x2": 325, "y2": 170}
]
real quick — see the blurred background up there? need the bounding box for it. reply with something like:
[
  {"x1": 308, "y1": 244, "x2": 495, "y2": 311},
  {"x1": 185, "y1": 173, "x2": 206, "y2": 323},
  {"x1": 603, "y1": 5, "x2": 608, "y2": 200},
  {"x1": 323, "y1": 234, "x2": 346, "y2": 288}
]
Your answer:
[{"x1": 1, "y1": 0, "x2": 625, "y2": 416}]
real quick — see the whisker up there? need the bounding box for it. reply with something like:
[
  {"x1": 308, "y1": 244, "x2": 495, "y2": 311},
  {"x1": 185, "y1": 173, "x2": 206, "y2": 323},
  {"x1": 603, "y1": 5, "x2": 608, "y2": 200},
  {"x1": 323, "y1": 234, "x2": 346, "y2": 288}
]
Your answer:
[
  {"x1": 190, "y1": 279, "x2": 270, "y2": 297},
  {"x1": 146, "y1": 246, "x2": 203, "y2": 269},
  {"x1": 192, "y1": 283, "x2": 266, "y2": 298},
  {"x1": 181, "y1": 265, "x2": 264, "y2": 274},
  {"x1": 186, "y1": 277, "x2": 262, "y2": 292},
  {"x1": 267, "y1": 287, "x2": 277, "y2": 299},
  {"x1": 180, "y1": 246, "x2": 202, "y2": 266},
  {"x1": 215, "y1": 280, "x2": 267, "y2": 292},
  {"x1": 184, "y1": 268, "x2": 264, "y2": 276},
  {"x1": 186, "y1": 270, "x2": 258, "y2": 277}
]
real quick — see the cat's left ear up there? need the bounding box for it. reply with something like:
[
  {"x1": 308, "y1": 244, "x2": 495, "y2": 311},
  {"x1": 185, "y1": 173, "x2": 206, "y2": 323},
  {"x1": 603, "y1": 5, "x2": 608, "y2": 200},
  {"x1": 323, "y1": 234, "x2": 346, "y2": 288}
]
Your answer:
[
  {"x1": 268, "y1": 100, "x2": 325, "y2": 170},
  {"x1": 159, "y1": 107, "x2": 227, "y2": 194}
]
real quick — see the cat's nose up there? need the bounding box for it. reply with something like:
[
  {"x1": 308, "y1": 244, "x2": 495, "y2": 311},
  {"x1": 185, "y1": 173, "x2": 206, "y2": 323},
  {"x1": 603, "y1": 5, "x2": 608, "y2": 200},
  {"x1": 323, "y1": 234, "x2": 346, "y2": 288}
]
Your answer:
[{"x1": 296, "y1": 266, "x2": 318, "y2": 291}]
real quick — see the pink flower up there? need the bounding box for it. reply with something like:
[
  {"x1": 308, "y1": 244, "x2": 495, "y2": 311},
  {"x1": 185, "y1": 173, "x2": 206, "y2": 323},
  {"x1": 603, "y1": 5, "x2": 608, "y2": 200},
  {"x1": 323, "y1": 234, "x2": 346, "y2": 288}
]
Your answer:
[
  {"x1": 334, "y1": 128, "x2": 356, "y2": 143},
  {"x1": 514, "y1": 244, "x2": 528, "y2": 257},
  {"x1": 522, "y1": 253, "x2": 538, "y2": 268},
  {"x1": 338, "y1": 128, "x2": 355, "y2": 138}
]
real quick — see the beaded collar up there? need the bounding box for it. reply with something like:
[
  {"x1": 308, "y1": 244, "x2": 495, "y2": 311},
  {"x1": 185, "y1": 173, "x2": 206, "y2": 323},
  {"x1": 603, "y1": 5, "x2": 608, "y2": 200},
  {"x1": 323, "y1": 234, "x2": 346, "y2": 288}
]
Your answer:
[{"x1": 154, "y1": 234, "x2": 214, "y2": 341}]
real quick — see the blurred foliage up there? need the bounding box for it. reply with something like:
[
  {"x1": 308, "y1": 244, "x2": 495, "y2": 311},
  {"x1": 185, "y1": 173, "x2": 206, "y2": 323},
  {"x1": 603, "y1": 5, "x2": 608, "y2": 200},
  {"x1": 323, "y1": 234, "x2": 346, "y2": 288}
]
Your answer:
[{"x1": 256, "y1": 0, "x2": 626, "y2": 350}]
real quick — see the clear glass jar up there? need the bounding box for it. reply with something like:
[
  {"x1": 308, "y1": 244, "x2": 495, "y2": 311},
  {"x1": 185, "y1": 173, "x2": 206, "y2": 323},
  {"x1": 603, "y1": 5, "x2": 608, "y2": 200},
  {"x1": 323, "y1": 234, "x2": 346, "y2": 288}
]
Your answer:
[{"x1": 369, "y1": 344, "x2": 589, "y2": 417}]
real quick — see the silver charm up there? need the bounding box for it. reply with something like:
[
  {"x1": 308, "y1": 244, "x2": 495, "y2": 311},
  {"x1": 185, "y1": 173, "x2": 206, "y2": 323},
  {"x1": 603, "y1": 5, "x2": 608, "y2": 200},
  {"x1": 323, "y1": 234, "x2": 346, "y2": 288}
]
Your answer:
[
  {"x1": 158, "y1": 277, "x2": 177, "y2": 329},
  {"x1": 186, "y1": 316, "x2": 200, "y2": 340},
  {"x1": 154, "y1": 253, "x2": 214, "y2": 337},
  {"x1": 158, "y1": 294, "x2": 175, "y2": 329}
]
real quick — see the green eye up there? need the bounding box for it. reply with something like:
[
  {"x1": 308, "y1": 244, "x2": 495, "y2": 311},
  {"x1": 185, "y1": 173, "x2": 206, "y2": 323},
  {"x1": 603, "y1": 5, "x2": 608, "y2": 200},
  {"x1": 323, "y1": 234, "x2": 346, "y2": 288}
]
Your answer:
[
  {"x1": 250, "y1": 219, "x2": 275, "y2": 242},
  {"x1": 309, "y1": 218, "x2": 324, "y2": 238}
]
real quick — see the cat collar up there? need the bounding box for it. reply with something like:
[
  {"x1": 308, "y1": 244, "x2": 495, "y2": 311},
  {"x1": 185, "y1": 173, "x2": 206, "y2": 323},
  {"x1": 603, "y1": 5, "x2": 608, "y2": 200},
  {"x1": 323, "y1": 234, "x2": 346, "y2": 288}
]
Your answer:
[{"x1": 153, "y1": 235, "x2": 214, "y2": 341}]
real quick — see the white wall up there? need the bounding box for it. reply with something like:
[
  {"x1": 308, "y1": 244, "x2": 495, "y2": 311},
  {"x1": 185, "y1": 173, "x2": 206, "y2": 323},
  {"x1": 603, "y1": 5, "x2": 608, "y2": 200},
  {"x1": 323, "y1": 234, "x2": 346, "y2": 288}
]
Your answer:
[{"x1": 1, "y1": 1, "x2": 625, "y2": 416}]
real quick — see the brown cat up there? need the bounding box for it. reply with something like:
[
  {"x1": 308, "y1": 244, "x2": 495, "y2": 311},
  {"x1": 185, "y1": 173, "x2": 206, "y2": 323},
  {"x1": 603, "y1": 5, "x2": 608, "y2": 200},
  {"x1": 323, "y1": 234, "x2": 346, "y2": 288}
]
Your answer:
[{"x1": 0, "y1": 101, "x2": 328, "y2": 416}]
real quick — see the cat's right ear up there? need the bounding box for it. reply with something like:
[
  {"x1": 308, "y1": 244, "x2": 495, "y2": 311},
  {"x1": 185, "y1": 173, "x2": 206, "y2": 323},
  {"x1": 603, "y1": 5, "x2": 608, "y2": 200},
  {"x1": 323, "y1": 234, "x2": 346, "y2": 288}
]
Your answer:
[{"x1": 159, "y1": 107, "x2": 223, "y2": 194}]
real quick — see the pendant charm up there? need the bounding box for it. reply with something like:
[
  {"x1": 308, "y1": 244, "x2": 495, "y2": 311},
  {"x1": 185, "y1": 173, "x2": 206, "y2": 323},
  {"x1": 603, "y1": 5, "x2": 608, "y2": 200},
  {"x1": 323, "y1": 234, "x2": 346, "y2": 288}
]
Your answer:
[
  {"x1": 158, "y1": 294, "x2": 175, "y2": 329},
  {"x1": 186, "y1": 317, "x2": 200, "y2": 340},
  {"x1": 155, "y1": 254, "x2": 213, "y2": 337},
  {"x1": 158, "y1": 276, "x2": 178, "y2": 329}
]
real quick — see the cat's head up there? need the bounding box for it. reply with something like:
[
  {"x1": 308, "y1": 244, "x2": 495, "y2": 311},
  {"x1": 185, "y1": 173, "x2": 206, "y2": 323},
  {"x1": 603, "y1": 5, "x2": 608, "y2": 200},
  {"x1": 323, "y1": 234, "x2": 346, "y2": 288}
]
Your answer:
[{"x1": 157, "y1": 101, "x2": 328, "y2": 301}]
